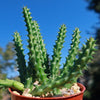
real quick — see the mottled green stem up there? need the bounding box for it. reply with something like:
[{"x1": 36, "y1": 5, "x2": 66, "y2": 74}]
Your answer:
[
  {"x1": 51, "y1": 24, "x2": 66, "y2": 80},
  {"x1": 32, "y1": 21, "x2": 47, "y2": 66},
  {"x1": 64, "y1": 37, "x2": 97, "y2": 84},
  {"x1": 62, "y1": 28, "x2": 81, "y2": 76},
  {"x1": 23, "y1": 7, "x2": 36, "y2": 80},
  {"x1": 23, "y1": 7, "x2": 48, "y2": 84},
  {"x1": 72, "y1": 37, "x2": 96, "y2": 77},
  {"x1": 31, "y1": 37, "x2": 96, "y2": 96},
  {"x1": 0, "y1": 79, "x2": 24, "y2": 91},
  {"x1": 13, "y1": 32, "x2": 27, "y2": 85}
]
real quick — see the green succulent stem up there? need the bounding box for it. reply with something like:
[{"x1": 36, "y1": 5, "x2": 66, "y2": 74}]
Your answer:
[
  {"x1": 61, "y1": 28, "x2": 81, "y2": 76},
  {"x1": 23, "y1": 6, "x2": 48, "y2": 84},
  {"x1": 51, "y1": 24, "x2": 66, "y2": 80},
  {"x1": 0, "y1": 6, "x2": 97, "y2": 97},
  {"x1": 23, "y1": 6, "x2": 37, "y2": 81},
  {"x1": 0, "y1": 79, "x2": 24, "y2": 91},
  {"x1": 31, "y1": 21, "x2": 47, "y2": 65},
  {"x1": 65, "y1": 37, "x2": 97, "y2": 84},
  {"x1": 31, "y1": 37, "x2": 96, "y2": 96},
  {"x1": 13, "y1": 32, "x2": 27, "y2": 85},
  {"x1": 13, "y1": 32, "x2": 33, "y2": 89},
  {"x1": 72, "y1": 37, "x2": 96, "y2": 75}
]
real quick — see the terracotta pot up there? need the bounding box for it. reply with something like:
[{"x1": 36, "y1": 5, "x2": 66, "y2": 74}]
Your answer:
[{"x1": 9, "y1": 83, "x2": 85, "y2": 100}]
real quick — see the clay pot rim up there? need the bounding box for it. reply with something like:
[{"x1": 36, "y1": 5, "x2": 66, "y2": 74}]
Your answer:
[{"x1": 9, "y1": 83, "x2": 86, "y2": 99}]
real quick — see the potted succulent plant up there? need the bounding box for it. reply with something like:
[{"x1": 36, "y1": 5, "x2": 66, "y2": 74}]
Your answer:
[{"x1": 0, "y1": 6, "x2": 96, "y2": 100}]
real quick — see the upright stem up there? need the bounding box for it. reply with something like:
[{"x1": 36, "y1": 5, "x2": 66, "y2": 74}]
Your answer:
[
  {"x1": 23, "y1": 7, "x2": 48, "y2": 84},
  {"x1": 13, "y1": 32, "x2": 27, "y2": 85},
  {"x1": 51, "y1": 24, "x2": 66, "y2": 80},
  {"x1": 61, "y1": 28, "x2": 81, "y2": 76}
]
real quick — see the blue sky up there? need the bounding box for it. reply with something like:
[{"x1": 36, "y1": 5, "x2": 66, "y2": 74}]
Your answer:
[{"x1": 0, "y1": 0, "x2": 98, "y2": 77}]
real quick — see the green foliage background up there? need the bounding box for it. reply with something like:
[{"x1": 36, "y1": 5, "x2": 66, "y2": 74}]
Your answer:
[{"x1": 0, "y1": 42, "x2": 15, "y2": 99}]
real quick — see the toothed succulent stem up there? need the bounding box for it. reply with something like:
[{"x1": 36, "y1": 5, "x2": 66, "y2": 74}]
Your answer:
[
  {"x1": 1, "y1": 6, "x2": 97, "y2": 97},
  {"x1": 72, "y1": 37, "x2": 96, "y2": 74},
  {"x1": 23, "y1": 6, "x2": 48, "y2": 84},
  {"x1": 31, "y1": 37, "x2": 96, "y2": 96},
  {"x1": 32, "y1": 21, "x2": 47, "y2": 65},
  {"x1": 23, "y1": 7, "x2": 36, "y2": 80},
  {"x1": 13, "y1": 32, "x2": 27, "y2": 85},
  {"x1": 51, "y1": 24, "x2": 66, "y2": 80},
  {"x1": 62, "y1": 28, "x2": 81, "y2": 76},
  {"x1": 64, "y1": 38, "x2": 97, "y2": 85}
]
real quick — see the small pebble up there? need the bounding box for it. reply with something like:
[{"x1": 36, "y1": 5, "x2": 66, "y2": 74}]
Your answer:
[
  {"x1": 34, "y1": 81, "x2": 39, "y2": 85},
  {"x1": 12, "y1": 83, "x2": 81, "y2": 98},
  {"x1": 23, "y1": 93, "x2": 32, "y2": 97},
  {"x1": 22, "y1": 88, "x2": 32, "y2": 97},
  {"x1": 60, "y1": 83, "x2": 81, "y2": 97},
  {"x1": 71, "y1": 83, "x2": 81, "y2": 94},
  {"x1": 13, "y1": 91, "x2": 20, "y2": 95}
]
